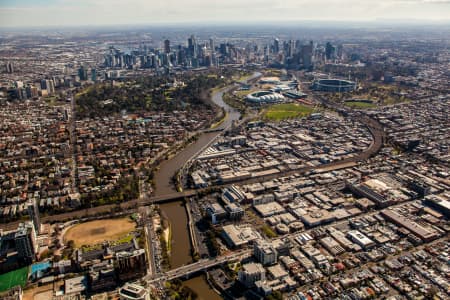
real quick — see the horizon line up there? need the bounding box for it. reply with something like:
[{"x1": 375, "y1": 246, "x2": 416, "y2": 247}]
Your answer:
[{"x1": 1, "y1": 18, "x2": 450, "y2": 31}]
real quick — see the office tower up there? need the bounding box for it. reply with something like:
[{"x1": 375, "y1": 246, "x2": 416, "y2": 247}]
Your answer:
[
  {"x1": 15, "y1": 222, "x2": 37, "y2": 263},
  {"x1": 5, "y1": 61, "x2": 14, "y2": 73},
  {"x1": 25, "y1": 86, "x2": 33, "y2": 99},
  {"x1": 41, "y1": 79, "x2": 55, "y2": 95},
  {"x1": 337, "y1": 44, "x2": 344, "y2": 60},
  {"x1": 48, "y1": 80, "x2": 55, "y2": 95},
  {"x1": 188, "y1": 35, "x2": 194, "y2": 54},
  {"x1": 220, "y1": 43, "x2": 228, "y2": 56},
  {"x1": 16, "y1": 88, "x2": 27, "y2": 100},
  {"x1": 78, "y1": 66, "x2": 88, "y2": 80},
  {"x1": 288, "y1": 39, "x2": 295, "y2": 58},
  {"x1": 177, "y1": 49, "x2": 186, "y2": 65},
  {"x1": 188, "y1": 35, "x2": 197, "y2": 58},
  {"x1": 273, "y1": 38, "x2": 280, "y2": 54},
  {"x1": 209, "y1": 38, "x2": 215, "y2": 51},
  {"x1": 40, "y1": 79, "x2": 47, "y2": 91},
  {"x1": 164, "y1": 39, "x2": 170, "y2": 54},
  {"x1": 91, "y1": 68, "x2": 97, "y2": 81},
  {"x1": 28, "y1": 200, "x2": 40, "y2": 234},
  {"x1": 301, "y1": 41, "x2": 314, "y2": 70},
  {"x1": 326, "y1": 42, "x2": 336, "y2": 60},
  {"x1": 52, "y1": 76, "x2": 62, "y2": 88}
]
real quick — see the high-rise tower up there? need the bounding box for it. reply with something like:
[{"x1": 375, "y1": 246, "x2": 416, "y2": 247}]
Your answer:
[
  {"x1": 28, "y1": 199, "x2": 40, "y2": 234},
  {"x1": 164, "y1": 39, "x2": 171, "y2": 54}
]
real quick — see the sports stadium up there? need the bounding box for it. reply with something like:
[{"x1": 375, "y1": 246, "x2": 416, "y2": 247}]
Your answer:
[
  {"x1": 312, "y1": 79, "x2": 356, "y2": 92},
  {"x1": 246, "y1": 91, "x2": 285, "y2": 104}
]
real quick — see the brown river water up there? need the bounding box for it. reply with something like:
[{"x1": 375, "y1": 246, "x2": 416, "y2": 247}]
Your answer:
[{"x1": 156, "y1": 73, "x2": 260, "y2": 299}]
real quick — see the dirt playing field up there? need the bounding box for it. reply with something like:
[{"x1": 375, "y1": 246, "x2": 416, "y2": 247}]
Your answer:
[{"x1": 63, "y1": 218, "x2": 136, "y2": 247}]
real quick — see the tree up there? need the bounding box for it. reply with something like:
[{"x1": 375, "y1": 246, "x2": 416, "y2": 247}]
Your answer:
[{"x1": 66, "y1": 240, "x2": 75, "y2": 249}]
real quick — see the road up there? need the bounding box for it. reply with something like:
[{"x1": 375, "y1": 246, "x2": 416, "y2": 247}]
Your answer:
[
  {"x1": 0, "y1": 79, "x2": 385, "y2": 230},
  {"x1": 152, "y1": 72, "x2": 260, "y2": 196},
  {"x1": 68, "y1": 94, "x2": 79, "y2": 196},
  {"x1": 145, "y1": 196, "x2": 441, "y2": 285},
  {"x1": 145, "y1": 249, "x2": 252, "y2": 284},
  {"x1": 147, "y1": 195, "x2": 447, "y2": 283}
]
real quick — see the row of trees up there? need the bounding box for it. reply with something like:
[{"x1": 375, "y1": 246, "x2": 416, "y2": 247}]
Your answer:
[{"x1": 80, "y1": 174, "x2": 139, "y2": 207}]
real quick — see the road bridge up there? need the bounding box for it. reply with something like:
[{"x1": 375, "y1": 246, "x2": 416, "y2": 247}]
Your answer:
[{"x1": 146, "y1": 249, "x2": 251, "y2": 283}]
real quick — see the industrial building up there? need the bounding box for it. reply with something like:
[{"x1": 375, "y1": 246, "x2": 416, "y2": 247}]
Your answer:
[
  {"x1": 346, "y1": 230, "x2": 375, "y2": 249},
  {"x1": 381, "y1": 209, "x2": 440, "y2": 242}
]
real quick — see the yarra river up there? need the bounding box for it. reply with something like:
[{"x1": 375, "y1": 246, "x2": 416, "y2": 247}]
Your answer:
[{"x1": 157, "y1": 73, "x2": 260, "y2": 299}]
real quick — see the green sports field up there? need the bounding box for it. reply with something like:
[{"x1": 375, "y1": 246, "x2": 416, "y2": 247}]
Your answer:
[
  {"x1": 0, "y1": 267, "x2": 29, "y2": 292},
  {"x1": 264, "y1": 103, "x2": 314, "y2": 121}
]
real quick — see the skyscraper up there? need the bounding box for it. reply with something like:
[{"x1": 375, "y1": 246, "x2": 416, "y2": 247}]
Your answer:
[
  {"x1": 326, "y1": 42, "x2": 336, "y2": 60},
  {"x1": 91, "y1": 68, "x2": 97, "y2": 81},
  {"x1": 287, "y1": 39, "x2": 296, "y2": 58},
  {"x1": 188, "y1": 35, "x2": 197, "y2": 58},
  {"x1": 41, "y1": 79, "x2": 55, "y2": 95},
  {"x1": 209, "y1": 38, "x2": 215, "y2": 52},
  {"x1": 5, "y1": 61, "x2": 14, "y2": 73},
  {"x1": 78, "y1": 66, "x2": 88, "y2": 81},
  {"x1": 164, "y1": 39, "x2": 171, "y2": 54},
  {"x1": 28, "y1": 200, "x2": 40, "y2": 234},
  {"x1": 273, "y1": 38, "x2": 280, "y2": 54},
  {"x1": 301, "y1": 41, "x2": 314, "y2": 70}
]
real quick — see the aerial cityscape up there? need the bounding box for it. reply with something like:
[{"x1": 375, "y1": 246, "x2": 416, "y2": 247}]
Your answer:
[{"x1": 0, "y1": 1, "x2": 449, "y2": 300}]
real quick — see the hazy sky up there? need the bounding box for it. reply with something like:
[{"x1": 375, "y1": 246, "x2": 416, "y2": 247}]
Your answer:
[{"x1": 0, "y1": 0, "x2": 449, "y2": 27}]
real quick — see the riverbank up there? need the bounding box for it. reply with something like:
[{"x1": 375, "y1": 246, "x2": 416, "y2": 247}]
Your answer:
[
  {"x1": 182, "y1": 275, "x2": 222, "y2": 300},
  {"x1": 152, "y1": 85, "x2": 241, "y2": 196},
  {"x1": 159, "y1": 201, "x2": 192, "y2": 269}
]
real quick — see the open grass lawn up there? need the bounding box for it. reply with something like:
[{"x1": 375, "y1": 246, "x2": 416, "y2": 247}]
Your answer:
[
  {"x1": 234, "y1": 73, "x2": 253, "y2": 82},
  {"x1": 64, "y1": 218, "x2": 136, "y2": 247},
  {"x1": 0, "y1": 266, "x2": 29, "y2": 292},
  {"x1": 264, "y1": 103, "x2": 314, "y2": 121},
  {"x1": 344, "y1": 101, "x2": 376, "y2": 109}
]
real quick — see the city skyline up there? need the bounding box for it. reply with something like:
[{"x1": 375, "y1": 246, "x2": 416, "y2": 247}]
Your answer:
[{"x1": 1, "y1": 0, "x2": 450, "y2": 28}]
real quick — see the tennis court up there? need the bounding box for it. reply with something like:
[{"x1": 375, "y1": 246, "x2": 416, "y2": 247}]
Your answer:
[{"x1": 0, "y1": 266, "x2": 29, "y2": 292}]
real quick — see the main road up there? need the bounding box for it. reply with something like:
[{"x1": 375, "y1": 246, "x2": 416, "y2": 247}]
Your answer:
[
  {"x1": 0, "y1": 74, "x2": 386, "y2": 230},
  {"x1": 145, "y1": 197, "x2": 443, "y2": 285},
  {"x1": 145, "y1": 249, "x2": 252, "y2": 284}
]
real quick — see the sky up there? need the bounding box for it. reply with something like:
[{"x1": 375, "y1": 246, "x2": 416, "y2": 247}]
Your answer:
[{"x1": 0, "y1": 0, "x2": 449, "y2": 28}]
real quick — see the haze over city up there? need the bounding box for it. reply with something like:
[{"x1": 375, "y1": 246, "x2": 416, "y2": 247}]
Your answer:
[{"x1": 1, "y1": 0, "x2": 450, "y2": 27}]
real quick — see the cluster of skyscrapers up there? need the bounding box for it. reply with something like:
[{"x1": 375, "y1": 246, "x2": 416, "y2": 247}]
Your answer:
[
  {"x1": 104, "y1": 35, "x2": 224, "y2": 70},
  {"x1": 102, "y1": 35, "x2": 339, "y2": 71}
]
